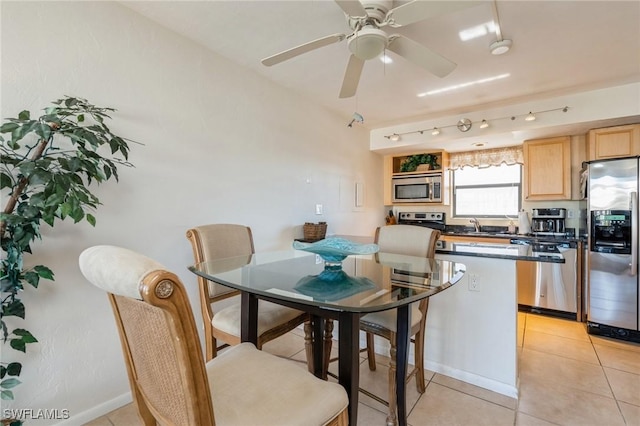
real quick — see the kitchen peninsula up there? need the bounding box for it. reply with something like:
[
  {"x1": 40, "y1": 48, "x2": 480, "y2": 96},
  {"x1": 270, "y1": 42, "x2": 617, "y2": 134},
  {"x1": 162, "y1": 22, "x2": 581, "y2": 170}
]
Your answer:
[{"x1": 403, "y1": 240, "x2": 565, "y2": 400}]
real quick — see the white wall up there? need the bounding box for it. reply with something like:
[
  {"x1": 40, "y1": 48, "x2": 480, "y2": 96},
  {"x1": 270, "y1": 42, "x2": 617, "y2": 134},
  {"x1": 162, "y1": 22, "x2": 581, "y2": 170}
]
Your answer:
[{"x1": 1, "y1": 2, "x2": 384, "y2": 423}]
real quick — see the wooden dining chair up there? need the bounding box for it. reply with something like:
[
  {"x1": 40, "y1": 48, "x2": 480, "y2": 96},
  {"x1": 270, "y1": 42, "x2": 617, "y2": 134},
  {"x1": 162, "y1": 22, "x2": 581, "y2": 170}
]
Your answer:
[
  {"x1": 79, "y1": 245, "x2": 349, "y2": 426},
  {"x1": 361, "y1": 224, "x2": 441, "y2": 426},
  {"x1": 186, "y1": 224, "x2": 318, "y2": 368}
]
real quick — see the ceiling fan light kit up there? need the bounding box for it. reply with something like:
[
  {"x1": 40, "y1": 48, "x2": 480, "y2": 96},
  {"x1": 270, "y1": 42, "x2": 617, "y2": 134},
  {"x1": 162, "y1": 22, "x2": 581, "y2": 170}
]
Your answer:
[
  {"x1": 261, "y1": 0, "x2": 476, "y2": 98},
  {"x1": 348, "y1": 27, "x2": 388, "y2": 60}
]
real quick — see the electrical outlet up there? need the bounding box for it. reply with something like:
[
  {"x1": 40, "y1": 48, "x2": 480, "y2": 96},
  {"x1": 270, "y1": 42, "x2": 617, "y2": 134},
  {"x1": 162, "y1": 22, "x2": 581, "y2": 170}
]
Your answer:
[
  {"x1": 468, "y1": 274, "x2": 480, "y2": 292},
  {"x1": 315, "y1": 204, "x2": 323, "y2": 215},
  {"x1": 567, "y1": 209, "x2": 575, "y2": 218}
]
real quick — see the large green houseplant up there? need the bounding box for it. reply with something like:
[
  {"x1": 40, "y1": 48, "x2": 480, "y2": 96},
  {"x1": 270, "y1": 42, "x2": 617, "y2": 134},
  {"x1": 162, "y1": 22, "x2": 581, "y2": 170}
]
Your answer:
[{"x1": 0, "y1": 97, "x2": 133, "y2": 401}]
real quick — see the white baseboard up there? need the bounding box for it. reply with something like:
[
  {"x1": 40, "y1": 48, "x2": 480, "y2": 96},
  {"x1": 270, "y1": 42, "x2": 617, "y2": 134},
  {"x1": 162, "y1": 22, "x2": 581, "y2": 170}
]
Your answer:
[
  {"x1": 54, "y1": 392, "x2": 132, "y2": 426},
  {"x1": 424, "y1": 359, "x2": 519, "y2": 399},
  {"x1": 364, "y1": 335, "x2": 518, "y2": 399}
]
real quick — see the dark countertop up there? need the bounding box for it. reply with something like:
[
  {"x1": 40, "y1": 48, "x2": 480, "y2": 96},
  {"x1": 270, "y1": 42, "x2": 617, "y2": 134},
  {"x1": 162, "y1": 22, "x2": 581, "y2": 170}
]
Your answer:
[
  {"x1": 436, "y1": 240, "x2": 565, "y2": 263},
  {"x1": 442, "y1": 230, "x2": 586, "y2": 244}
]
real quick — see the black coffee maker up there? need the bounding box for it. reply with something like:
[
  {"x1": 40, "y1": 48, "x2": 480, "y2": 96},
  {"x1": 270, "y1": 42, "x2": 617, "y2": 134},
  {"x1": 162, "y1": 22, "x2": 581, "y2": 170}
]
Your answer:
[{"x1": 531, "y1": 208, "x2": 566, "y2": 235}]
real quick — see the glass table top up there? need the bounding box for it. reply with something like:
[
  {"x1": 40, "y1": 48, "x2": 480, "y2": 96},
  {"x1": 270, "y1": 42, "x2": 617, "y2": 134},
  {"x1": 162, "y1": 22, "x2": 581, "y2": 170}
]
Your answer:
[{"x1": 189, "y1": 250, "x2": 466, "y2": 313}]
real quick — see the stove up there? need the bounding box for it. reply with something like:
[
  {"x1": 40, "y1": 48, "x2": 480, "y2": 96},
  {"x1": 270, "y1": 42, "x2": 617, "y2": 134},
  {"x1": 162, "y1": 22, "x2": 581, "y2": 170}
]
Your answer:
[{"x1": 397, "y1": 211, "x2": 446, "y2": 231}]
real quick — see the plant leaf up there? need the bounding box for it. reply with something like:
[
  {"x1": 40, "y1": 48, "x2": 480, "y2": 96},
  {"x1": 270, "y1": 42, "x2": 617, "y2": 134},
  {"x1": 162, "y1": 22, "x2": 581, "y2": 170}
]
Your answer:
[
  {"x1": 17, "y1": 110, "x2": 30, "y2": 120},
  {"x1": 0, "y1": 378, "x2": 21, "y2": 389},
  {"x1": 14, "y1": 329, "x2": 37, "y2": 343},
  {"x1": 0, "y1": 172, "x2": 12, "y2": 189},
  {"x1": 23, "y1": 271, "x2": 40, "y2": 288},
  {"x1": 9, "y1": 339, "x2": 26, "y2": 353},
  {"x1": 6, "y1": 363, "x2": 22, "y2": 377},
  {"x1": 34, "y1": 265, "x2": 54, "y2": 280},
  {"x1": 0, "y1": 122, "x2": 19, "y2": 133},
  {"x1": 4, "y1": 300, "x2": 25, "y2": 319},
  {"x1": 1, "y1": 390, "x2": 14, "y2": 400}
]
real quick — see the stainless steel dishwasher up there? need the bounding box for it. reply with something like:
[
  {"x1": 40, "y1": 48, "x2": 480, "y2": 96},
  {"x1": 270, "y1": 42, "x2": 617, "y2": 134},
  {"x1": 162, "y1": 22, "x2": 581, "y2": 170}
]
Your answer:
[{"x1": 512, "y1": 239, "x2": 579, "y2": 320}]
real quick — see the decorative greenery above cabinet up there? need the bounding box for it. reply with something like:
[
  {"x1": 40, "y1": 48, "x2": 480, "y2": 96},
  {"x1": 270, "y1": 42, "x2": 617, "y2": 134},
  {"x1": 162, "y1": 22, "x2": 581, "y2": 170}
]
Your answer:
[
  {"x1": 398, "y1": 153, "x2": 440, "y2": 172},
  {"x1": 391, "y1": 151, "x2": 448, "y2": 174}
]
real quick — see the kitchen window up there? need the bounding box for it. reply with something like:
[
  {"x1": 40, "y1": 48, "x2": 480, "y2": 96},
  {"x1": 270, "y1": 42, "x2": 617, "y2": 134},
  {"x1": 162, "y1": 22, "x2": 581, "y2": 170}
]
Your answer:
[{"x1": 453, "y1": 164, "x2": 522, "y2": 217}]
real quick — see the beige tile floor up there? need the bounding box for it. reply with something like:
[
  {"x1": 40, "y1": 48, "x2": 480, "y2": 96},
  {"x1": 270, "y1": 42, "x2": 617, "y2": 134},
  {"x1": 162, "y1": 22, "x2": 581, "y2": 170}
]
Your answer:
[{"x1": 86, "y1": 313, "x2": 640, "y2": 426}]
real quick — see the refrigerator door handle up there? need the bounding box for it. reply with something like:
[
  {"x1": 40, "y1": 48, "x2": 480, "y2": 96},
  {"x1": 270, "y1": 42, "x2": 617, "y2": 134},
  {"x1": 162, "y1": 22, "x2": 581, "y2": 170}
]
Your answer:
[{"x1": 631, "y1": 191, "x2": 638, "y2": 276}]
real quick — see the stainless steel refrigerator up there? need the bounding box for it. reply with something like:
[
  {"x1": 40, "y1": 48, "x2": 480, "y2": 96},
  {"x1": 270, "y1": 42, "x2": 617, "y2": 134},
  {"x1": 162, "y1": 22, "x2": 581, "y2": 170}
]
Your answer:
[{"x1": 587, "y1": 156, "x2": 639, "y2": 342}]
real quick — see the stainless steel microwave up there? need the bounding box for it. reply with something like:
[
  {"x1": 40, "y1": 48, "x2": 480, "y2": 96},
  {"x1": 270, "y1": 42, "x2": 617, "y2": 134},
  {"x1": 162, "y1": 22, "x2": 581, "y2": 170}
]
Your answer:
[{"x1": 392, "y1": 173, "x2": 442, "y2": 203}]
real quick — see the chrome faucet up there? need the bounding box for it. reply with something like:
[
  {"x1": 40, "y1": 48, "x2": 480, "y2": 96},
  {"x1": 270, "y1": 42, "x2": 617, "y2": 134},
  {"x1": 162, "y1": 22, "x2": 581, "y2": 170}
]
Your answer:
[{"x1": 470, "y1": 218, "x2": 481, "y2": 232}]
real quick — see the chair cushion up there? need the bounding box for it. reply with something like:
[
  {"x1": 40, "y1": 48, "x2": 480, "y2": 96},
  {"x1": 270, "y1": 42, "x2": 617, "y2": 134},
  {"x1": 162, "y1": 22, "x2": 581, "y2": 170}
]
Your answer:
[
  {"x1": 212, "y1": 300, "x2": 304, "y2": 336},
  {"x1": 206, "y1": 342, "x2": 348, "y2": 426},
  {"x1": 79, "y1": 245, "x2": 165, "y2": 299},
  {"x1": 360, "y1": 303, "x2": 422, "y2": 332}
]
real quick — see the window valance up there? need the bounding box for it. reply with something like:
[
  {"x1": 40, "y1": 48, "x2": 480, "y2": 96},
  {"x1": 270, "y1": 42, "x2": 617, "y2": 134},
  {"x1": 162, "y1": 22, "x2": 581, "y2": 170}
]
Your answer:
[{"x1": 449, "y1": 145, "x2": 524, "y2": 170}]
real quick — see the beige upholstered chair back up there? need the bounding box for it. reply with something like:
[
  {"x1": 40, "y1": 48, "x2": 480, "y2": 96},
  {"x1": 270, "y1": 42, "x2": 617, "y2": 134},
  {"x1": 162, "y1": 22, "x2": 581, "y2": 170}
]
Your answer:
[
  {"x1": 186, "y1": 224, "x2": 255, "y2": 299},
  {"x1": 374, "y1": 224, "x2": 441, "y2": 258},
  {"x1": 79, "y1": 245, "x2": 215, "y2": 426}
]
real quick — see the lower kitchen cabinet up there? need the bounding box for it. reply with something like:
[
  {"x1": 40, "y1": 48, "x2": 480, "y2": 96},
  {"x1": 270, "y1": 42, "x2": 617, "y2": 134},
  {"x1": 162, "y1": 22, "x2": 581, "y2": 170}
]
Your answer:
[{"x1": 440, "y1": 235, "x2": 510, "y2": 244}]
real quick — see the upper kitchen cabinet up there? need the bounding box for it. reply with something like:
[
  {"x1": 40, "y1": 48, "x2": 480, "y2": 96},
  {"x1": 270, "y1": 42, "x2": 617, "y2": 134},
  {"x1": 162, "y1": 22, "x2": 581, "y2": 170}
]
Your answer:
[
  {"x1": 523, "y1": 136, "x2": 572, "y2": 200},
  {"x1": 587, "y1": 124, "x2": 640, "y2": 160}
]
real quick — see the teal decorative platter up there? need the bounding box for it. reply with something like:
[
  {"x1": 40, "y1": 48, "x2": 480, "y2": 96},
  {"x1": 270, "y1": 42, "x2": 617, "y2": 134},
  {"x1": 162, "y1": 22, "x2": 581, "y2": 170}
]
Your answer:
[
  {"x1": 295, "y1": 273, "x2": 376, "y2": 301},
  {"x1": 293, "y1": 237, "x2": 379, "y2": 262}
]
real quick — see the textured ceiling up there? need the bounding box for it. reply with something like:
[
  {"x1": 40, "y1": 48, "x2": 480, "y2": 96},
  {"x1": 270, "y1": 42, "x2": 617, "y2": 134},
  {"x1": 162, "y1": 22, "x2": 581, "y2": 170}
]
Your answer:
[{"x1": 123, "y1": 0, "x2": 640, "y2": 146}]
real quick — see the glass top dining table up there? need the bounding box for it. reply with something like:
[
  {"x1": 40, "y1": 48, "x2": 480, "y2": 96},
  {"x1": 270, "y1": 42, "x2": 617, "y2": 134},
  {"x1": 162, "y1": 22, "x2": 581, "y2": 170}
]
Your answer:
[{"x1": 189, "y1": 250, "x2": 466, "y2": 426}]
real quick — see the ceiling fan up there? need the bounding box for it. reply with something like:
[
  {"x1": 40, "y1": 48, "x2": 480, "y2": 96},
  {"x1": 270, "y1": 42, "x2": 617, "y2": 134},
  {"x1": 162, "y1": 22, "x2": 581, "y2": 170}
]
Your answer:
[{"x1": 261, "y1": 0, "x2": 477, "y2": 99}]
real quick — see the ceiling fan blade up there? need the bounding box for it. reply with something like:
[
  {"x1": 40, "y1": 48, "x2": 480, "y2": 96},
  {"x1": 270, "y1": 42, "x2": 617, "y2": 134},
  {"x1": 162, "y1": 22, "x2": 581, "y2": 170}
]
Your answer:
[
  {"x1": 334, "y1": 0, "x2": 367, "y2": 18},
  {"x1": 387, "y1": 35, "x2": 456, "y2": 78},
  {"x1": 386, "y1": 1, "x2": 478, "y2": 27},
  {"x1": 339, "y1": 54, "x2": 365, "y2": 98},
  {"x1": 261, "y1": 33, "x2": 346, "y2": 67}
]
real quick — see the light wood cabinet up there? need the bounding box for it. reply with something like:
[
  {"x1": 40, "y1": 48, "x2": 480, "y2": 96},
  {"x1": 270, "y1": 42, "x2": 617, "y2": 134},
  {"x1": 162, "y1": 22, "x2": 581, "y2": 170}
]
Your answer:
[
  {"x1": 523, "y1": 136, "x2": 571, "y2": 200},
  {"x1": 440, "y1": 235, "x2": 510, "y2": 244},
  {"x1": 587, "y1": 124, "x2": 640, "y2": 160},
  {"x1": 383, "y1": 150, "x2": 450, "y2": 205}
]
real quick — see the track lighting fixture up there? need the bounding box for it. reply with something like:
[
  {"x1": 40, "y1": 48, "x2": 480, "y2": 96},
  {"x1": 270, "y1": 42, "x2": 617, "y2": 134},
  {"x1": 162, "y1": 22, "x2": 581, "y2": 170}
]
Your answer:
[
  {"x1": 347, "y1": 112, "x2": 364, "y2": 127},
  {"x1": 382, "y1": 106, "x2": 569, "y2": 141}
]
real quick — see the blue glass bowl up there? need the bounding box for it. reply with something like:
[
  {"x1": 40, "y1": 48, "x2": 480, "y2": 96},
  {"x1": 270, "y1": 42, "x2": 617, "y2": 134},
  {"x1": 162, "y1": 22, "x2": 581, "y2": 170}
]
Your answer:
[
  {"x1": 293, "y1": 237, "x2": 379, "y2": 263},
  {"x1": 295, "y1": 273, "x2": 376, "y2": 301}
]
